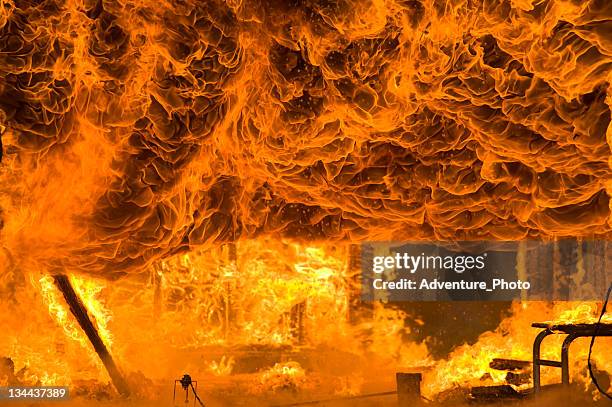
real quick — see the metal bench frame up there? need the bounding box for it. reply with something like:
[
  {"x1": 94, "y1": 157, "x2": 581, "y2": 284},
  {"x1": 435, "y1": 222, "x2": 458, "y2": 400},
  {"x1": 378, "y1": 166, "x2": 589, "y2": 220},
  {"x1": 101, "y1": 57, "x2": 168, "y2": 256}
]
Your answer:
[{"x1": 532, "y1": 322, "x2": 612, "y2": 392}]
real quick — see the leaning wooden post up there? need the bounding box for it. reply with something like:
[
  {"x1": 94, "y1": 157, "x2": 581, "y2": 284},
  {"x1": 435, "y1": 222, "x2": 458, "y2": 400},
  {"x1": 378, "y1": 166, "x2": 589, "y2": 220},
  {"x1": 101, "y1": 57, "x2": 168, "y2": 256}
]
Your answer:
[{"x1": 53, "y1": 274, "x2": 131, "y2": 397}]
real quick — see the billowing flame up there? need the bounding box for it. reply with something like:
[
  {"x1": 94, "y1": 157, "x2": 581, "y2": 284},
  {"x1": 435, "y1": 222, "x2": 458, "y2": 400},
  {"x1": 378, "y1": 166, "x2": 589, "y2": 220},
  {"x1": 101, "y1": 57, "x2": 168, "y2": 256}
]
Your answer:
[
  {"x1": 0, "y1": 0, "x2": 611, "y2": 403},
  {"x1": 0, "y1": 0, "x2": 610, "y2": 279}
]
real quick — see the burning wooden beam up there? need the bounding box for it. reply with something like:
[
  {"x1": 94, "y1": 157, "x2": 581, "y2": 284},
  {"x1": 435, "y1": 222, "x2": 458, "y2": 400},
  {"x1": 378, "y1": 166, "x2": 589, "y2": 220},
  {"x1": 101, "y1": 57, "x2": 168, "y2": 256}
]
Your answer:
[
  {"x1": 489, "y1": 358, "x2": 532, "y2": 386},
  {"x1": 505, "y1": 370, "x2": 532, "y2": 386},
  {"x1": 489, "y1": 358, "x2": 531, "y2": 371},
  {"x1": 53, "y1": 274, "x2": 130, "y2": 397}
]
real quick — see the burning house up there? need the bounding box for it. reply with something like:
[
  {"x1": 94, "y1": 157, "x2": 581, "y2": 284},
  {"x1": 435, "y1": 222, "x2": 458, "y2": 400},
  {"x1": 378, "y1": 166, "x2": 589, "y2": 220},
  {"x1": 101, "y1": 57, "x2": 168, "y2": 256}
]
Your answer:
[{"x1": 0, "y1": 0, "x2": 611, "y2": 405}]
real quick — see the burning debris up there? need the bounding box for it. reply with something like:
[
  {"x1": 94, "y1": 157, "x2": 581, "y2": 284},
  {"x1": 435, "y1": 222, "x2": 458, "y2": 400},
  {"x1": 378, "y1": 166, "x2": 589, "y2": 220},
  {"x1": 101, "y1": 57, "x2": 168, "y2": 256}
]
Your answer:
[
  {"x1": 532, "y1": 321, "x2": 612, "y2": 393},
  {"x1": 489, "y1": 359, "x2": 532, "y2": 387},
  {"x1": 250, "y1": 362, "x2": 314, "y2": 395},
  {"x1": 0, "y1": 240, "x2": 609, "y2": 406}
]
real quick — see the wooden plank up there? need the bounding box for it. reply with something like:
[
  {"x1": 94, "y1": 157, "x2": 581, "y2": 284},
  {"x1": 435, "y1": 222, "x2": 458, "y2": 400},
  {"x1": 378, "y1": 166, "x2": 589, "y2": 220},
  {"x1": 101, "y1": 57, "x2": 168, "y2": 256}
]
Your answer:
[
  {"x1": 489, "y1": 358, "x2": 531, "y2": 371},
  {"x1": 505, "y1": 371, "x2": 531, "y2": 386},
  {"x1": 53, "y1": 274, "x2": 130, "y2": 397}
]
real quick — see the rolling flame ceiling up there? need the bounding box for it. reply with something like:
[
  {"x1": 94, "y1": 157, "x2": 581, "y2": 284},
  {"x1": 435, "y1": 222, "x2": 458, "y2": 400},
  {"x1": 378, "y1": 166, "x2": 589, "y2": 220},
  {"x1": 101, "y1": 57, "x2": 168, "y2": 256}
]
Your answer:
[{"x1": 0, "y1": 0, "x2": 611, "y2": 278}]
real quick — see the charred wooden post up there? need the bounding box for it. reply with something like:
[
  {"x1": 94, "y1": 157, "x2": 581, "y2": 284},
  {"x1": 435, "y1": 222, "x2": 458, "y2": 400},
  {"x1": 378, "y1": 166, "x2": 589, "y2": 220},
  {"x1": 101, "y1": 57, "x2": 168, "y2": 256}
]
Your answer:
[
  {"x1": 348, "y1": 244, "x2": 374, "y2": 323},
  {"x1": 584, "y1": 240, "x2": 608, "y2": 291},
  {"x1": 575, "y1": 239, "x2": 610, "y2": 299},
  {"x1": 290, "y1": 301, "x2": 306, "y2": 344},
  {"x1": 53, "y1": 274, "x2": 130, "y2": 397},
  {"x1": 396, "y1": 372, "x2": 422, "y2": 406},
  {"x1": 526, "y1": 241, "x2": 554, "y2": 300}
]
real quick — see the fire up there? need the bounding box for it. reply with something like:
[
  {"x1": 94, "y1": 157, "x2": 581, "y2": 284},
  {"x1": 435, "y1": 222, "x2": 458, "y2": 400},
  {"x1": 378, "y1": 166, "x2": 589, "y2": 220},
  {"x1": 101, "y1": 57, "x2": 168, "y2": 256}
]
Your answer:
[
  {"x1": 0, "y1": 0, "x2": 609, "y2": 279},
  {"x1": 207, "y1": 356, "x2": 235, "y2": 377},
  {"x1": 553, "y1": 303, "x2": 612, "y2": 325},
  {"x1": 38, "y1": 275, "x2": 88, "y2": 348},
  {"x1": 250, "y1": 361, "x2": 314, "y2": 394},
  {"x1": 38, "y1": 274, "x2": 113, "y2": 351},
  {"x1": 140, "y1": 239, "x2": 351, "y2": 348},
  {"x1": 420, "y1": 301, "x2": 612, "y2": 399},
  {"x1": 0, "y1": 272, "x2": 112, "y2": 388},
  {"x1": 1, "y1": 239, "x2": 611, "y2": 403},
  {"x1": 0, "y1": 0, "x2": 611, "y2": 403}
]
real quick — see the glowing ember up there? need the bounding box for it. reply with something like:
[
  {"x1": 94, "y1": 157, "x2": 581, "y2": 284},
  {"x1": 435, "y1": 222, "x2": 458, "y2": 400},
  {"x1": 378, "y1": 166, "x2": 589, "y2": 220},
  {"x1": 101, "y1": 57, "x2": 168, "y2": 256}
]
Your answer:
[{"x1": 251, "y1": 362, "x2": 313, "y2": 394}]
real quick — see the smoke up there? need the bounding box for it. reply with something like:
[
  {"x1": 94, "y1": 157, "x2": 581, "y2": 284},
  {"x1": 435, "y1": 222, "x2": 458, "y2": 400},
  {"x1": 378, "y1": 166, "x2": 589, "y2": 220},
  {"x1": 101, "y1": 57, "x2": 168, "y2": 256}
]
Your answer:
[{"x1": 0, "y1": 0, "x2": 611, "y2": 278}]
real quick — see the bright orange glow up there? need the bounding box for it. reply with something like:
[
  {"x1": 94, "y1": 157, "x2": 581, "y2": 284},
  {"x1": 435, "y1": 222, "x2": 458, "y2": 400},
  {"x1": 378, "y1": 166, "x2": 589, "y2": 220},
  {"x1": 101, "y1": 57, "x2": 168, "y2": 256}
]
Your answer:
[{"x1": 0, "y1": 0, "x2": 610, "y2": 404}]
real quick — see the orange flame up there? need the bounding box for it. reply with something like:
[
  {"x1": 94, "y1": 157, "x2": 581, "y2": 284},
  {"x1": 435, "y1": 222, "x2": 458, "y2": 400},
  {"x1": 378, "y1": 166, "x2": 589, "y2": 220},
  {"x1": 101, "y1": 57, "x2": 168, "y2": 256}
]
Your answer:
[
  {"x1": 0, "y1": 0, "x2": 611, "y2": 403},
  {"x1": 0, "y1": 0, "x2": 609, "y2": 279}
]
